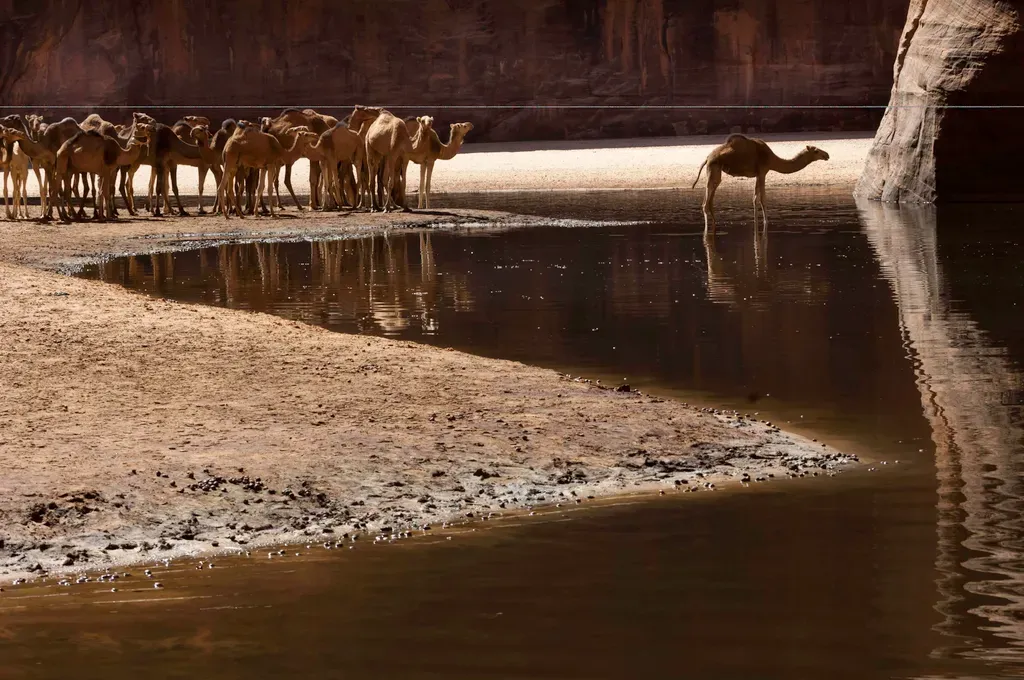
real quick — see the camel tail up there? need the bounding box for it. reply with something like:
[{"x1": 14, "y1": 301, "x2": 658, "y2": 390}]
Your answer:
[{"x1": 691, "y1": 160, "x2": 707, "y2": 189}]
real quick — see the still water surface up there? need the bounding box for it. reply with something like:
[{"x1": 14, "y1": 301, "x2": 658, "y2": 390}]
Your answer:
[{"x1": 5, "y1": 188, "x2": 1022, "y2": 679}]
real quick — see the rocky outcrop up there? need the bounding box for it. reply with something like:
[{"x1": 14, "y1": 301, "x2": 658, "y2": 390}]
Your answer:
[
  {"x1": 0, "y1": 0, "x2": 907, "y2": 142},
  {"x1": 855, "y1": 1, "x2": 1024, "y2": 202}
]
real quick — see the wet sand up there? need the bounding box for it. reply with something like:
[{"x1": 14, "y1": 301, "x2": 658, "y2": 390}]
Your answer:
[{"x1": 0, "y1": 134, "x2": 867, "y2": 582}]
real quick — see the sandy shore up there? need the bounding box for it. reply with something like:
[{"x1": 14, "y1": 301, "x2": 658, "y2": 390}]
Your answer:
[
  {"x1": 8, "y1": 131, "x2": 871, "y2": 204},
  {"x1": 0, "y1": 134, "x2": 867, "y2": 583}
]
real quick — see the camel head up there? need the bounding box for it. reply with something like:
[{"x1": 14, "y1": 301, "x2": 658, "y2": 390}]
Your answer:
[
  {"x1": 450, "y1": 122, "x2": 474, "y2": 140},
  {"x1": 348, "y1": 105, "x2": 382, "y2": 131},
  {"x1": 417, "y1": 116, "x2": 434, "y2": 130},
  {"x1": 259, "y1": 117, "x2": 273, "y2": 133},
  {"x1": 286, "y1": 126, "x2": 319, "y2": 149},
  {"x1": 803, "y1": 145, "x2": 829, "y2": 162},
  {"x1": 133, "y1": 123, "x2": 154, "y2": 143},
  {"x1": 0, "y1": 114, "x2": 24, "y2": 129},
  {"x1": 0, "y1": 125, "x2": 27, "y2": 142},
  {"x1": 132, "y1": 112, "x2": 157, "y2": 127},
  {"x1": 190, "y1": 124, "x2": 212, "y2": 146},
  {"x1": 182, "y1": 115, "x2": 210, "y2": 128}
]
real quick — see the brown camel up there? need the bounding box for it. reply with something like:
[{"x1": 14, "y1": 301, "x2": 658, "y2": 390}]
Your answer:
[
  {"x1": 218, "y1": 124, "x2": 314, "y2": 219},
  {"x1": 261, "y1": 108, "x2": 337, "y2": 211},
  {"x1": 187, "y1": 124, "x2": 227, "y2": 214},
  {"x1": 404, "y1": 119, "x2": 473, "y2": 209},
  {"x1": 316, "y1": 121, "x2": 370, "y2": 210},
  {"x1": 149, "y1": 118, "x2": 222, "y2": 214},
  {"x1": 692, "y1": 134, "x2": 829, "y2": 231},
  {"x1": 8, "y1": 141, "x2": 30, "y2": 219},
  {"x1": 1, "y1": 118, "x2": 81, "y2": 219},
  {"x1": 0, "y1": 126, "x2": 51, "y2": 218},
  {"x1": 265, "y1": 125, "x2": 318, "y2": 210},
  {"x1": 80, "y1": 112, "x2": 151, "y2": 209},
  {"x1": 360, "y1": 108, "x2": 415, "y2": 212},
  {"x1": 55, "y1": 129, "x2": 147, "y2": 221}
]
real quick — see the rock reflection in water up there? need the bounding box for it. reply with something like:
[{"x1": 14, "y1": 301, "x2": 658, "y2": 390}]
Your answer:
[{"x1": 859, "y1": 200, "x2": 1024, "y2": 669}]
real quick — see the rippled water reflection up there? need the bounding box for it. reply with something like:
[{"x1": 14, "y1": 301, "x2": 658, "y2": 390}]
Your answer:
[{"x1": 35, "y1": 189, "x2": 1024, "y2": 678}]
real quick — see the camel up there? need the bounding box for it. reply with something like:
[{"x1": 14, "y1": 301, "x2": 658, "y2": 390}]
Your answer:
[
  {"x1": 55, "y1": 129, "x2": 147, "y2": 221},
  {"x1": 692, "y1": 134, "x2": 829, "y2": 232},
  {"x1": 147, "y1": 118, "x2": 221, "y2": 215},
  {"x1": 6, "y1": 141, "x2": 31, "y2": 219},
  {"x1": 261, "y1": 108, "x2": 337, "y2": 211},
  {"x1": 0, "y1": 119, "x2": 81, "y2": 220},
  {"x1": 187, "y1": 124, "x2": 227, "y2": 213},
  {"x1": 78, "y1": 112, "x2": 154, "y2": 215},
  {"x1": 149, "y1": 120, "x2": 215, "y2": 217},
  {"x1": 217, "y1": 123, "x2": 315, "y2": 219},
  {"x1": 404, "y1": 118, "x2": 473, "y2": 209},
  {"x1": 314, "y1": 121, "x2": 370, "y2": 210},
  {"x1": 358, "y1": 107, "x2": 415, "y2": 212},
  {"x1": 264, "y1": 125, "x2": 319, "y2": 210},
  {"x1": 79, "y1": 112, "x2": 151, "y2": 209}
]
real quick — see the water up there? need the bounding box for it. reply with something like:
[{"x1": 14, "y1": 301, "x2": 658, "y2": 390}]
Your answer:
[{"x1": 5, "y1": 188, "x2": 1021, "y2": 678}]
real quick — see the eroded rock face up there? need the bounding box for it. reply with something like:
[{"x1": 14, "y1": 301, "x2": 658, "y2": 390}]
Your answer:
[
  {"x1": 856, "y1": 1, "x2": 1024, "y2": 202},
  {"x1": 0, "y1": 1, "x2": 906, "y2": 142}
]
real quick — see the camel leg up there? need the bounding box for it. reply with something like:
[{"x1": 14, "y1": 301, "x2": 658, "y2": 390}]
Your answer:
[
  {"x1": 197, "y1": 166, "x2": 208, "y2": 214},
  {"x1": 3, "y1": 167, "x2": 10, "y2": 219},
  {"x1": 702, "y1": 165, "x2": 722, "y2": 234},
  {"x1": 147, "y1": 169, "x2": 157, "y2": 213},
  {"x1": 10, "y1": 169, "x2": 18, "y2": 220},
  {"x1": 210, "y1": 165, "x2": 223, "y2": 214},
  {"x1": 119, "y1": 167, "x2": 135, "y2": 216},
  {"x1": 258, "y1": 168, "x2": 276, "y2": 219},
  {"x1": 77, "y1": 175, "x2": 90, "y2": 220},
  {"x1": 380, "y1": 157, "x2": 395, "y2": 212},
  {"x1": 40, "y1": 167, "x2": 51, "y2": 220},
  {"x1": 127, "y1": 166, "x2": 140, "y2": 215},
  {"x1": 280, "y1": 163, "x2": 302, "y2": 212},
  {"x1": 424, "y1": 162, "x2": 434, "y2": 209},
  {"x1": 153, "y1": 161, "x2": 166, "y2": 217},
  {"x1": 29, "y1": 165, "x2": 42, "y2": 219},
  {"x1": 754, "y1": 172, "x2": 768, "y2": 229},
  {"x1": 168, "y1": 163, "x2": 187, "y2": 216}
]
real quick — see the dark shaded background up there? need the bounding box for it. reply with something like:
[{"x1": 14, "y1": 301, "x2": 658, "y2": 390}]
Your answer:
[{"x1": 0, "y1": 0, "x2": 908, "y2": 141}]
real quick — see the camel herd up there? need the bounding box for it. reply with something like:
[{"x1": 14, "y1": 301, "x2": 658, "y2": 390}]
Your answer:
[
  {"x1": 0, "y1": 107, "x2": 831, "y2": 232},
  {"x1": 0, "y1": 106, "x2": 474, "y2": 221}
]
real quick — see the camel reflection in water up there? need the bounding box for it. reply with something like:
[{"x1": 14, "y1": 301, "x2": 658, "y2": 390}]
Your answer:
[
  {"x1": 102, "y1": 232, "x2": 469, "y2": 337},
  {"x1": 702, "y1": 220, "x2": 829, "y2": 309},
  {"x1": 859, "y1": 200, "x2": 1024, "y2": 669}
]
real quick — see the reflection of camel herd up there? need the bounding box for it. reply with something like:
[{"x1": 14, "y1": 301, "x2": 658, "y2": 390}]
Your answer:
[{"x1": 0, "y1": 106, "x2": 473, "y2": 221}]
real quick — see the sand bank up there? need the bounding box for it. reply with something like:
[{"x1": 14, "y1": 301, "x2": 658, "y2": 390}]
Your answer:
[{"x1": 0, "y1": 134, "x2": 868, "y2": 583}]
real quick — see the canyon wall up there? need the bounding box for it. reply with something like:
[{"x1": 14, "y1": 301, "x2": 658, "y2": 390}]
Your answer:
[
  {"x1": 856, "y1": 1, "x2": 1024, "y2": 202},
  {"x1": 0, "y1": 0, "x2": 907, "y2": 141}
]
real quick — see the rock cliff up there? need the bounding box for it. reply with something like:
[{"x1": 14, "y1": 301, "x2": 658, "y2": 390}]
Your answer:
[
  {"x1": 0, "y1": 0, "x2": 907, "y2": 142},
  {"x1": 856, "y1": 1, "x2": 1024, "y2": 202}
]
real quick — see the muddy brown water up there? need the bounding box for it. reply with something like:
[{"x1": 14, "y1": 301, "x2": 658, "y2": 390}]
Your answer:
[{"x1": 3, "y1": 188, "x2": 1021, "y2": 679}]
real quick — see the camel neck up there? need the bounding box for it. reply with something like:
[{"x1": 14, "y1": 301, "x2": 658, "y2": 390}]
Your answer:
[
  {"x1": 439, "y1": 133, "x2": 464, "y2": 161},
  {"x1": 769, "y1": 152, "x2": 815, "y2": 174}
]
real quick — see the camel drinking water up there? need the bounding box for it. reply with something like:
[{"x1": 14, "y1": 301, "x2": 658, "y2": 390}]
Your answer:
[{"x1": 692, "y1": 134, "x2": 830, "y2": 232}]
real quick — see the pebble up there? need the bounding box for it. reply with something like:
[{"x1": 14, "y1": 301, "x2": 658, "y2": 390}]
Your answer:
[{"x1": 153, "y1": 582, "x2": 163, "y2": 589}]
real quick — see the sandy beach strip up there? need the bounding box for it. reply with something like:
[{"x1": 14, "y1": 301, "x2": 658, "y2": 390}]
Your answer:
[
  {"x1": 7, "y1": 132, "x2": 872, "y2": 204},
  {"x1": 0, "y1": 134, "x2": 869, "y2": 583}
]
